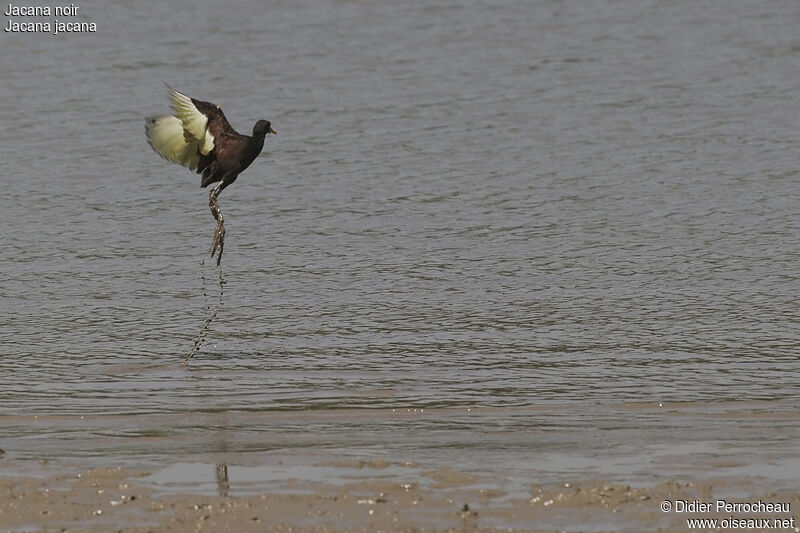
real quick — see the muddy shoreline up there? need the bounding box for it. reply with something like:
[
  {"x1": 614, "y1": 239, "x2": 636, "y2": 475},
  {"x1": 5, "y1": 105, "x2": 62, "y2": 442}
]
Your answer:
[{"x1": 2, "y1": 461, "x2": 797, "y2": 533}]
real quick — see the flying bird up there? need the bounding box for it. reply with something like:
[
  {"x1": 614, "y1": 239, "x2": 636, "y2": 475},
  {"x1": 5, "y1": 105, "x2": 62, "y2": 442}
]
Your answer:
[{"x1": 145, "y1": 86, "x2": 276, "y2": 265}]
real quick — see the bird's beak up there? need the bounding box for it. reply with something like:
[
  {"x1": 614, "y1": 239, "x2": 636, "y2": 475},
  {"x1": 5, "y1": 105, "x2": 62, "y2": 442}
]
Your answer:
[{"x1": 269, "y1": 127, "x2": 277, "y2": 135}]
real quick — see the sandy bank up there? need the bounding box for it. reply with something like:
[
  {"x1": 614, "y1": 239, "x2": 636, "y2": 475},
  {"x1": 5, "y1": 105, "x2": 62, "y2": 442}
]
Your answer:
[{"x1": 2, "y1": 461, "x2": 798, "y2": 532}]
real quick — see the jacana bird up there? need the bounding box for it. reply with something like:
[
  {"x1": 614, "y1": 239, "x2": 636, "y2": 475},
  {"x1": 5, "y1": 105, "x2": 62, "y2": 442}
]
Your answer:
[{"x1": 145, "y1": 87, "x2": 276, "y2": 265}]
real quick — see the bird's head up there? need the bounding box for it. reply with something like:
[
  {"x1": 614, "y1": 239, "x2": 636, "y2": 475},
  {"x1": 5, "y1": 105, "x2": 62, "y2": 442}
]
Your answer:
[{"x1": 254, "y1": 120, "x2": 277, "y2": 136}]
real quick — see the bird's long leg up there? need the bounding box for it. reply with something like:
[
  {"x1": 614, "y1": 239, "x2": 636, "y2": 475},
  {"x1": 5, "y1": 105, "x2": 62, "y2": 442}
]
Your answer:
[
  {"x1": 209, "y1": 185, "x2": 226, "y2": 266},
  {"x1": 183, "y1": 183, "x2": 227, "y2": 365}
]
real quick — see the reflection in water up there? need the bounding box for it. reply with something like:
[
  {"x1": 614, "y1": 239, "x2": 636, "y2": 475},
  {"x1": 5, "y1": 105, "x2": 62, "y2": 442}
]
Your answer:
[{"x1": 215, "y1": 463, "x2": 229, "y2": 497}]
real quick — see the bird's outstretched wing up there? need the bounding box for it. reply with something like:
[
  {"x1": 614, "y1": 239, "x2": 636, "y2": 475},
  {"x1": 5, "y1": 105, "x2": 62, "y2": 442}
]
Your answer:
[
  {"x1": 168, "y1": 88, "x2": 215, "y2": 155},
  {"x1": 144, "y1": 87, "x2": 216, "y2": 171}
]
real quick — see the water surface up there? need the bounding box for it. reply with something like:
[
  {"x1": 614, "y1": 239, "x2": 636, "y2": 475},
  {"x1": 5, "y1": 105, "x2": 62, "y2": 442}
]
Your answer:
[{"x1": 2, "y1": 0, "x2": 799, "y2": 502}]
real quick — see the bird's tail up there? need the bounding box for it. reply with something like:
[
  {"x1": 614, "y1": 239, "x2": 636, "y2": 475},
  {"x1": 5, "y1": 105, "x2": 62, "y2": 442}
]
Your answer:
[{"x1": 200, "y1": 162, "x2": 220, "y2": 188}]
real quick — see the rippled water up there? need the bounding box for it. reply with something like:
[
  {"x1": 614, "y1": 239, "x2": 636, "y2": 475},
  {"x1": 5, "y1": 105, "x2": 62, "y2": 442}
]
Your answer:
[{"x1": 2, "y1": 0, "x2": 799, "y2": 497}]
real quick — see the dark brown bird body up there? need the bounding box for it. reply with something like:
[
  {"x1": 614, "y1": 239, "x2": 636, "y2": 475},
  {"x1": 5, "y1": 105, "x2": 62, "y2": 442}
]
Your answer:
[{"x1": 192, "y1": 99, "x2": 267, "y2": 191}]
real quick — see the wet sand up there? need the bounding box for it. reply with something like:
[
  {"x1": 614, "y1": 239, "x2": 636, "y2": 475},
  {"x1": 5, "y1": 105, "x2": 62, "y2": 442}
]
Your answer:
[{"x1": 2, "y1": 461, "x2": 798, "y2": 532}]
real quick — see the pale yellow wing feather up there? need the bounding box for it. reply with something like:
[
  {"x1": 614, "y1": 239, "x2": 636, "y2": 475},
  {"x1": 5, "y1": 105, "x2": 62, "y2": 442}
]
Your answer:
[
  {"x1": 145, "y1": 116, "x2": 201, "y2": 171},
  {"x1": 168, "y1": 89, "x2": 215, "y2": 156}
]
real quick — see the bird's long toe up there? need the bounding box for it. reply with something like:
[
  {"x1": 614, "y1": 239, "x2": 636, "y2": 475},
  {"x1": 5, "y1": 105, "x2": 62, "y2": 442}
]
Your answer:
[
  {"x1": 210, "y1": 219, "x2": 225, "y2": 265},
  {"x1": 208, "y1": 192, "x2": 226, "y2": 265}
]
